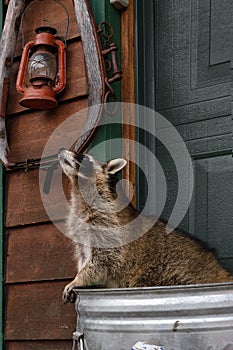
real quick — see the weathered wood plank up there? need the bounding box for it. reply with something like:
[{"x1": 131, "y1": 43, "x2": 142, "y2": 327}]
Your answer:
[
  {"x1": 8, "y1": 41, "x2": 88, "y2": 115},
  {"x1": 14, "y1": 0, "x2": 80, "y2": 57},
  {"x1": 6, "y1": 223, "x2": 75, "y2": 283},
  {"x1": 6, "y1": 169, "x2": 49, "y2": 226},
  {"x1": 7, "y1": 98, "x2": 88, "y2": 163},
  {"x1": 0, "y1": 0, "x2": 25, "y2": 164},
  {"x1": 8, "y1": 341, "x2": 73, "y2": 350},
  {"x1": 5, "y1": 281, "x2": 76, "y2": 340},
  {"x1": 73, "y1": 0, "x2": 105, "y2": 152},
  {"x1": 6, "y1": 168, "x2": 72, "y2": 227}
]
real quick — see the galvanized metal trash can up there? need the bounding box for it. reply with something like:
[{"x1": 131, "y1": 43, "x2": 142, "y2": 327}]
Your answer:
[{"x1": 74, "y1": 283, "x2": 233, "y2": 350}]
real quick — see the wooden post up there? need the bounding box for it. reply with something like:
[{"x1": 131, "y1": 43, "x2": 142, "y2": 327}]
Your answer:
[
  {"x1": 0, "y1": 0, "x2": 25, "y2": 165},
  {"x1": 121, "y1": 0, "x2": 136, "y2": 206}
]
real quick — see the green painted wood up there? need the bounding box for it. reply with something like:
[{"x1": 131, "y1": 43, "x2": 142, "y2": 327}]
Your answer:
[
  {"x1": 88, "y1": 0, "x2": 122, "y2": 162},
  {"x1": 134, "y1": 0, "x2": 157, "y2": 211},
  {"x1": 135, "y1": 0, "x2": 233, "y2": 272},
  {"x1": 0, "y1": 1, "x2": 2, "y2": 29},
  {"x1": 0, "y1": 0, "x2": 3, "y2": 346},
  {"x1": 0, "y1": 165, "x2": 2, "y2": 350}
]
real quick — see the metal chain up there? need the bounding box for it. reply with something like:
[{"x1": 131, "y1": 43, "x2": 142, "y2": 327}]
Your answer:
[{"x1": 98, "y1": 21, "x2": 122, "y2": 116}]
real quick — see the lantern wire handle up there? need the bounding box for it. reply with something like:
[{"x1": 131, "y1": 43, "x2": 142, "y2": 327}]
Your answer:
[{"x1": 20, "y1": 0, "x2": 70, "y2": 48}]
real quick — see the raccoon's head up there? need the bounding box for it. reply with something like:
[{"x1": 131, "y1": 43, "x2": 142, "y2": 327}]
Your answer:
[{"x1": 58, "y1": 149, "x2": 127, "y2": 196}]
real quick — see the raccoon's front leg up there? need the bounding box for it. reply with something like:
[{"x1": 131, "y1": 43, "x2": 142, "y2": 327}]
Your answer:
[
  {"x1": 63, "y1": 244, "x2": 93, "y2": 303},
  {"x1": 63, "y1": 274, "x2": 84, "y2": 304}
]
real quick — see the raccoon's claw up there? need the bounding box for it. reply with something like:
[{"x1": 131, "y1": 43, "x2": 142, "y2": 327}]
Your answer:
[{"x1": 63, "y1": 285, "x2": 77, "y2": 304}]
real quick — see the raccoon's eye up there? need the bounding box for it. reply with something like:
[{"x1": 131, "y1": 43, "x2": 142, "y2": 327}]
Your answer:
[
  {"x1": 64, "y1": 158, "x2": 72, "y2": 167},
  {"x1": 74, "y1": 153, "x2": 85, "y2": 164}
]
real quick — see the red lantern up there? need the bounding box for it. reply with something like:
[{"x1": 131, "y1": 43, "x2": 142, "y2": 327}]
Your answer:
[{"x1": 16, "y1": 26, "x2": 66, "y2": 109}]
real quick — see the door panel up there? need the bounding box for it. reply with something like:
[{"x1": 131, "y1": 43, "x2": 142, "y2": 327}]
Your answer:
[
  {"x1": 156, "y1": 0, "x2": 233, "y2": 270},
  {"x1": 135, "y1": 0, "x2": 233, "y2": 272}
]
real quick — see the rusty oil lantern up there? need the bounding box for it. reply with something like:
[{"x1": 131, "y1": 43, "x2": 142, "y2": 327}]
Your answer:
[{"x1": 16, "y1": 25, "x2": 66, "y2": 109}]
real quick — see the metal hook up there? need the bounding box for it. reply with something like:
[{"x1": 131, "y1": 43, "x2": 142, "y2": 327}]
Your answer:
[
  {"x1": 98, "y1": 21, "x2": 114, "y2": 41},
  {"x1": 104, "y1": 90, "x2": 119, "y2": 116},
  {"x1": 72, "y1": 331, "x2": 85, "y2": 350}
]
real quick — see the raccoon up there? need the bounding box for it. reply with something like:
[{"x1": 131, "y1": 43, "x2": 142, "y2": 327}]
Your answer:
[{"x1": 58, "y1": 149, "x2": 233, "y2": 303}]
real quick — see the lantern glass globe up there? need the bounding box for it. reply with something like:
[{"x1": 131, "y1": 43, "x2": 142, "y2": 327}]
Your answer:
[{"x1": 28, "y1": 50, "x2": 57, "y2": 83}]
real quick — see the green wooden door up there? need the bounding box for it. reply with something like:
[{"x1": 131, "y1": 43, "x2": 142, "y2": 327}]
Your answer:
[
  {"x1": 0, "y1": 1, "x2": 3, "y2": 345},
  {"x1": 135, "y1": 0, "x2": 233, "y2": 272}
]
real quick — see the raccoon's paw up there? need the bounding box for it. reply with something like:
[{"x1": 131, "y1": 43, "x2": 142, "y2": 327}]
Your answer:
[{"x1": 63, "y1": 284, "x2": 77, "y2": 304}]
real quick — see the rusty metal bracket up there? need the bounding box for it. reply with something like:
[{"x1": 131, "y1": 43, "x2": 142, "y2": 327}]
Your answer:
[
  {"x1": 6, "y1": 153, "x2": 59, "y2": 173},
  {"x1": 98, "y1": 21, "x2": 122, "y2": 115},
  {"x1": 6, "y1": 153, "x2": 59, "y2": 194}
]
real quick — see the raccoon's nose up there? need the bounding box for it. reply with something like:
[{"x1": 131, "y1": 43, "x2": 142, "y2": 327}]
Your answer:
[
  {"x1": 58, "y1": 148, "x2": 66, "y2": 157},
  {"x1": 58, "y1": 148, "x2": 66, "y2": 161}
]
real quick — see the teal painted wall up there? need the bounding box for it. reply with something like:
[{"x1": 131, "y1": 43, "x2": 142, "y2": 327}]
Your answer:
[{"x1": 88, "y1": 0, "x2": 122, "y2": 162}]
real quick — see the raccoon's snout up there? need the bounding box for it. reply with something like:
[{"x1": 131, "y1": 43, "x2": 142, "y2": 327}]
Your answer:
[
  {"x1": 58, "y1": 149, "x2": 78, "y2": 177},
  {"x1": 58, "y1": 149, "x2": 72, "y2": 164},
  {"x1": 58, "y1": 150, "x2": 85, "y2": 165}
]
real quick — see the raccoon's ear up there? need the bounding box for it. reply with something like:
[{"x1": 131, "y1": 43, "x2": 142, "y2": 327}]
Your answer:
[{"x1": 106, "y1": 158, "x2": 127, "y2": 174}]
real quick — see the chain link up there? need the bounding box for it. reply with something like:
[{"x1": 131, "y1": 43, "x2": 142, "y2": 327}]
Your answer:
[{"x1": 98, "y1": 21, "x2": 122, "y2": 116}]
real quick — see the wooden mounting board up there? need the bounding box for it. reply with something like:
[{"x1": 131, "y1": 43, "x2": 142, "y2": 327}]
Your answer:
[{"x1": 0, "y1": 0, "x2": 106, "y2": 165}]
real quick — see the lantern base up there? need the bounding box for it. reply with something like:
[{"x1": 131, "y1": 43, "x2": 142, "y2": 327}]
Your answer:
[{"x1": 19, "y1": 86, "x2": 58, "y2": 109}]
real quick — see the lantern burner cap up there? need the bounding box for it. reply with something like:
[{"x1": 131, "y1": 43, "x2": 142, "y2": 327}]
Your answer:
[{"x1": 35, "y1": 26, "x2": 57, "y2": 35}]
